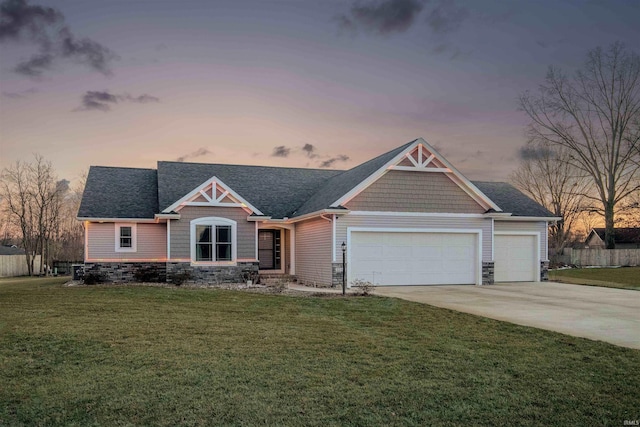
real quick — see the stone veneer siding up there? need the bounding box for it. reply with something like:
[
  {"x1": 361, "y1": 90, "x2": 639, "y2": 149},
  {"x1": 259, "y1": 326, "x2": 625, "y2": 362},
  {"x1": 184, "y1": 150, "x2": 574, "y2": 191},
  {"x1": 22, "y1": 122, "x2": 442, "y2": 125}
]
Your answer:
[
  {"x1": 482, "y1": 261, "x2": 494, "y2": 285},
  {"x1": 540, "y1": 260, "x2": 549, "y2": 281},
  {"x1": 166, "y1": 261, "x2": 259, "y2": 284},
  {"x1": 331, "y1": 262, "x2": 344, "y2": 288},
  {"x1": 83, "y1": 262, "x2": 259, "y2": 284},
  {"x1": 84, "y1": 262, "x2": 167, "y2": 283}
]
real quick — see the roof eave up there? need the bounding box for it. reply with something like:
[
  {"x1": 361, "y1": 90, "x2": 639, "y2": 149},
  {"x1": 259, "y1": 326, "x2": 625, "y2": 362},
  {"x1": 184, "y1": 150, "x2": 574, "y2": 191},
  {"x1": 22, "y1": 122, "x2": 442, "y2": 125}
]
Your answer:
[
  {"x1": 492, "y1": 215, "x2": 562, "y2": 222},
  {"x1": 287, "y1": 208, "x2": 350, "y2": 223},
  {"x1": 246, "y1": 215, "x2": 273, "y2": 221},
  {"x1": 155, "y1": 213, "x2": 181, "y2": 220},
  {"x1": 77, "y1": 217, "x2": 159, "y2": 223}
]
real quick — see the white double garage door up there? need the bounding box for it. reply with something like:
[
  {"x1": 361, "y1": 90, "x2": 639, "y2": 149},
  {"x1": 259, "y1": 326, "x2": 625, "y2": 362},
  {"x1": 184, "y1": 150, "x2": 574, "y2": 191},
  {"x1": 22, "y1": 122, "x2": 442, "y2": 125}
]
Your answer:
[{"x1": 349, "y1": 230, "x2": 538, "y2": 286}]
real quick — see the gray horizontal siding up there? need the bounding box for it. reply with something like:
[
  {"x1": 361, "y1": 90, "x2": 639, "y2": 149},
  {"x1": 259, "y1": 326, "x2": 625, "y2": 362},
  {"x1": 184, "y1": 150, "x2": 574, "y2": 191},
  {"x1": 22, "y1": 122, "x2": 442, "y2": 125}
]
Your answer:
[
  {"x1": 336, "y1": 214, "x2": 493, "y2": 262},
  {"x1": 295, "y1": 217, "x2": 332, "y2": 286},
  {"x1": 170, "y1": 206, "x2": 256, "y2": 260},
  {"x1": 494, "y1": 220, "x2": 548, "y2": 261},
  {"x1": 86, "y1": 222, "x2": 166, "y2": 260},
  {"x1": 345, "y1": 170, "x2": 485, "y2": 214}
]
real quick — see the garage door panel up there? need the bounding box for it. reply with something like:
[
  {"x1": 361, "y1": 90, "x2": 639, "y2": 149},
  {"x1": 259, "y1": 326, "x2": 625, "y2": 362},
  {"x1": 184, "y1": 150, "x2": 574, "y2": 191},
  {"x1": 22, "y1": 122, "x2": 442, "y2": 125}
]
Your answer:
[
  {"x1": 494, "y1": 235, "x2": 537, "y2": 282},
  {"x1": 413, "y1": 246, "x2": 443, "y2": 260},
  {"x1": 353, "y1": 244, "x2": 383, "y2": 259},
  {"x1": 384, "y1": 245, "x2": 413, "y2": 259},
  {"x1": 351, "y1": 231, "x2": 477, "y2": 286},
  {"x1": 444, "y1": 245, "x2": 472, "y2": 258}
]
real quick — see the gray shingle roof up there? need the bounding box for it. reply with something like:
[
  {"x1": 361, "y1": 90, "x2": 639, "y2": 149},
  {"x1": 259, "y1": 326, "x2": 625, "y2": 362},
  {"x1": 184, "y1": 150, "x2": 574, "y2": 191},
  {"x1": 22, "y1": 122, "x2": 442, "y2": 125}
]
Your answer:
[
  {"x1": 590, "y1": 227, "x2": 640, "y2": 244},
  {"x1": 0, "y1": 245, "x2": 25, "y2": 255},
  {"x1": 78, "y1": 140, "x2": 554, "y2": 220},
  {"x1": 472, "y1": 181, "x2": 555, "y2": 217},
  {"x1": 78, "y1": 166, "x2": 158, "y2": 218},
  {"x1": 157, "y1": 162, "x2": 342, "y2": 218},
  {"x1": 293, "y1": 139, "x2": 416, "y2": 216}
]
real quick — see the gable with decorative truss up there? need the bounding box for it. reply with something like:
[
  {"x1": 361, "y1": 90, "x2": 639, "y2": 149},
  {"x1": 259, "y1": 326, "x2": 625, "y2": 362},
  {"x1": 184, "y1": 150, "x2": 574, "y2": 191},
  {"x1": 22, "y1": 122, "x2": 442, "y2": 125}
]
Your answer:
[
  {"x1": 344, "y1": 170, "x2": 487, "y2": 213},
  {"x1": 392, "y1": 144, "x2": 451, "y2": 172},
  {"x1": 191, "y1": 182, "x2": 236, "y2": 205},
  {"x1": 331, "y1": 138, "x2": 501, "y2": 213},
  {"x1": 163, "y1": 176, "x2": 263, "y2": 215}
]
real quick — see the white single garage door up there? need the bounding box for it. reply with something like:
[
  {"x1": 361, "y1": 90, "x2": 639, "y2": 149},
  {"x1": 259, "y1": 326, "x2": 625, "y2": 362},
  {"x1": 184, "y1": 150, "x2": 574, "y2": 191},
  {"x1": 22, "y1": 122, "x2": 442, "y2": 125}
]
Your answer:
[
  {"x1": 350, "y1": 231, "x2": 477, "y2": 286},
  {"x1": 494, "y1": 234, "x2": 537, "y2": 282}
]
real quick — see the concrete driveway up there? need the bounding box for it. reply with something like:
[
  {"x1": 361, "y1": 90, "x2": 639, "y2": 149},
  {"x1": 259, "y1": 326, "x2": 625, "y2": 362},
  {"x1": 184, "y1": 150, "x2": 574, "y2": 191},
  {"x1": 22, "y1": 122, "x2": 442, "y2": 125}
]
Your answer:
[{"x1": 375, "y1": 282, "x2": 640, "y2": 350}]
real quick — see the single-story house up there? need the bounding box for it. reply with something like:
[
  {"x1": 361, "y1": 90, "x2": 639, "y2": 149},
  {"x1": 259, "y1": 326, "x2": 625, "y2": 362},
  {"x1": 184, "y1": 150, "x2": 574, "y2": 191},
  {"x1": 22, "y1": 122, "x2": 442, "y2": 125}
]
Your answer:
[
  {"x1": 77, "y1": 138, "x2": 558, "y2": 286},
  {"x1": 585, "y1": 228, "x2": 640, "y2": 249}
]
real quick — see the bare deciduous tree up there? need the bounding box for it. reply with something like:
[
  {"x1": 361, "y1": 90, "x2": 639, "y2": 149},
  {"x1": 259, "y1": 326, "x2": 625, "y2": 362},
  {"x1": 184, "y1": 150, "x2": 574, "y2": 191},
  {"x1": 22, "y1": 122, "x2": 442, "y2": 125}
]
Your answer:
[
  {"x1": 616, "y1": 190, "x2": 640, "y2": 227},
  {"x1": 1, "y1": 155, "x2": 68, "y2": 275},
  {"x1": 520, "y1": 42, "x2": 640, "y2": 248},
  {"x1": 511, "y1": 142, "x2": 590, "y2": 261},
  {"x1": 1, "y1": 161, "x2": 39, "y2": 275},
  {"x1": 53, "y1": 171, "x2": 86, "y2": 262}
]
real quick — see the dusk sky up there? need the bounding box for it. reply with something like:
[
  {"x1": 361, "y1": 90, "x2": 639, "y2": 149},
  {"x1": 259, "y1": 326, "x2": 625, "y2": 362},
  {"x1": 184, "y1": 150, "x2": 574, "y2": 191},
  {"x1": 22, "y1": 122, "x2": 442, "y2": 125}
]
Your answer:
[{"x1": 1, "y1": 0, "x2": 639, "y2": 187}]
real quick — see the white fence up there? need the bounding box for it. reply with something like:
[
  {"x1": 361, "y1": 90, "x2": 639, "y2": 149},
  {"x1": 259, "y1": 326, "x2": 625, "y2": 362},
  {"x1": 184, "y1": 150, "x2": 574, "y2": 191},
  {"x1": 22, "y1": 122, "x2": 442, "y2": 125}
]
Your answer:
[
  {"x1": 0, "y1": 255, "x2": 43, "y2": 277},
  {"x1": 571, "y1": 249, "x2": 640, "y2": 267}
]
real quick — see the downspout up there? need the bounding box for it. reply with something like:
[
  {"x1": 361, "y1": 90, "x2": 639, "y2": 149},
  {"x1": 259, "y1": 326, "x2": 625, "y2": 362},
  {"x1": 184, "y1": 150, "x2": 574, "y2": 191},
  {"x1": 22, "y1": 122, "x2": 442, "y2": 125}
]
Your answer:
[
  {"x1": 167, "y1": 220, "x2": 171, "y2": 260},
  {"x1": 320, "y1": 214, "x2": 333, "y2": 261}
]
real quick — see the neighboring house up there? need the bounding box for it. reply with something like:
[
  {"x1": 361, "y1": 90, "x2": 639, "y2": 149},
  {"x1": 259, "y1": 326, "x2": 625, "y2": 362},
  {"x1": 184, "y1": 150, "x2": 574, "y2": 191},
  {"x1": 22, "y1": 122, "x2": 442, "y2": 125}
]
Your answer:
[
  {"x1": 77, "y1": 138, "x2": 558, "y2": 286},
  {"x1": 585, "y1": 228, "x2": 640, "y2": 249}
]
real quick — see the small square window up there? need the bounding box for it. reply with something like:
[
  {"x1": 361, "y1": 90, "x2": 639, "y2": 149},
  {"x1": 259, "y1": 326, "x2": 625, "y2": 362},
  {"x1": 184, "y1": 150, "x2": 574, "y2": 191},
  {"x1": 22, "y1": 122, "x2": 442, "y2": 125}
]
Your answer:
[
  {"x1": 115, "y1": 224, "x2": 136, "y2": 252},
  {"x1": 120, "y1": 226, "x2": 132, "y2": 248}
]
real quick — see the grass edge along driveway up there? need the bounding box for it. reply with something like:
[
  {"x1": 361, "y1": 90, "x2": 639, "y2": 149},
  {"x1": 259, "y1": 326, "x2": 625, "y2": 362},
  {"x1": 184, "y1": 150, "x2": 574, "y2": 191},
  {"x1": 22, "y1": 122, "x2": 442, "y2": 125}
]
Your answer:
[
  {"x1": 549, "y1": 266, "x2": 640, "y2": 290},
  {"x1": 1, "y1": 277, "x2": 639, "y2": 426}
]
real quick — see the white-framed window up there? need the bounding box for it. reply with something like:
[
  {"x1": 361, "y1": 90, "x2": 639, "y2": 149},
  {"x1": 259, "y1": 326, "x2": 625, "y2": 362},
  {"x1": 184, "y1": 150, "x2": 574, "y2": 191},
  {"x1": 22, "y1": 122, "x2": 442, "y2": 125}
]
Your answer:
[
  {"x1": 115, "y1": 223, "x2": 137, "y2": 252},
  {"x1": 190, "y1": 217, "x2": 237, "y2": 264}
]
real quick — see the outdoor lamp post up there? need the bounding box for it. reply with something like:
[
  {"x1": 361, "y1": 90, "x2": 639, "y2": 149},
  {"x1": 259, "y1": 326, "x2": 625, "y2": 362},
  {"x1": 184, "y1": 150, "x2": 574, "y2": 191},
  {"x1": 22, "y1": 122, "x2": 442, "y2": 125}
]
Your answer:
[{"x1": 341, "y1": 241, "x2": 346, "y2": 296}]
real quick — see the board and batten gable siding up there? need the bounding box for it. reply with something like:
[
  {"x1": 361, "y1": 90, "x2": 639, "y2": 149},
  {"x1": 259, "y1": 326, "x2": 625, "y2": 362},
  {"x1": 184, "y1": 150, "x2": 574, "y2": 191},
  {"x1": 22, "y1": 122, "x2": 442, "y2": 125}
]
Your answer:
[
  {"x1": 295, "y1": 217, "x2": 332, "y2": 286},
  {"x1": 335, "y1": 214, "x2": 493, "y2": 262},
  {"x1": 170, "y1": 206, "x2": 256, "y2": 260},
  {"x1": 494, "y1": 221, "x2": 548, "y2": 261},
  {"x1": 86, "y1": 222, "x2": 166, "y2": 261},
  {"x1": 344, "y1": 170, "x2": 486, "y2": 214}
]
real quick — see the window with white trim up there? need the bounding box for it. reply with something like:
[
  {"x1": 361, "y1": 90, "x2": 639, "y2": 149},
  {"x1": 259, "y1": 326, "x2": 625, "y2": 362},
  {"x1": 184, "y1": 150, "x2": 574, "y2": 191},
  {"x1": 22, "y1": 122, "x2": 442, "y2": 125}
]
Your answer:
[
  {"x1": 190, "y1": 217, "x2": 237, "y2": 263},
  {"x1": 115, "y1": 223, "x2": 137, "y2": 252}
]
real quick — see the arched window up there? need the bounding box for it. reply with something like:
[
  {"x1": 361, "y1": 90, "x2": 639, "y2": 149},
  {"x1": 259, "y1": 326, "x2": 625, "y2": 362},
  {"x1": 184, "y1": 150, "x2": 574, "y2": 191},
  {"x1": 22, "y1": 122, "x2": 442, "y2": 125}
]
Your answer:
[{"x1": 190, "y1": 217, "x2": 237, "y2": 264}]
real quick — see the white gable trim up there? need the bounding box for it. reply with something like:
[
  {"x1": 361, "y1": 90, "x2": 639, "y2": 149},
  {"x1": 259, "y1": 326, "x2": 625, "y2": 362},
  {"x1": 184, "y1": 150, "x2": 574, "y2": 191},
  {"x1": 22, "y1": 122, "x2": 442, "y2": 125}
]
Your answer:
[
  {"x1": 163, "y1": 176, "x2": 264, "y2": 215},
  {"x1": 330, "y1": 138, "x2": 501, "y2": 212},
  {"x1": 391, "y1": 144, "x2": 451, "y2": 173}
]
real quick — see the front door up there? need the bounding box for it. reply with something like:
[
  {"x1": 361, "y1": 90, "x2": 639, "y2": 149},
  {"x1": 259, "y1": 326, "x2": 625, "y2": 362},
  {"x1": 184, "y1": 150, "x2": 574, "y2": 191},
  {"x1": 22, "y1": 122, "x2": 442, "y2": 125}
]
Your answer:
[{"x1": 258, "y1": 230, "x2": 281, "y2": 270}]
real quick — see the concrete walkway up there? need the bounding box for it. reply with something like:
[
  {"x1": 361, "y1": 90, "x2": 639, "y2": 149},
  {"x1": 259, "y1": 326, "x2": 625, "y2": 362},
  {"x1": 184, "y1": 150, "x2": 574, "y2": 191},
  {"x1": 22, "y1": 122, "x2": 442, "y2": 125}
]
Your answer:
[{"x1": 374, "y1": 282, "x2": 640, "y2": 350}]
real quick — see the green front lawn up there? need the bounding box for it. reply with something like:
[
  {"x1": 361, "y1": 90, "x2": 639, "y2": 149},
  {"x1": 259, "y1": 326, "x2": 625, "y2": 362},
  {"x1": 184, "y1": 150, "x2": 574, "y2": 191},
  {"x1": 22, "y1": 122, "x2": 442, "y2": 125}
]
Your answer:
[
  {"x1": 1, "y1": 278, "x2": 638, "y2": 426},
  {"x1": 549, "y1": 267, "x2": 640, "y2": 290}
]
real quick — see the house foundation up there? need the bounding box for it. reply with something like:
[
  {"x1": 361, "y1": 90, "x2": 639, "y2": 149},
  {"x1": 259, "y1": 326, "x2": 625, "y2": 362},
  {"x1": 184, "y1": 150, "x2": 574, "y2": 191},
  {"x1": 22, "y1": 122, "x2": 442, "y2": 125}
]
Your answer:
[
  {"x1": 83, "y1": 262, "x2": 167, "y2": 283},
  {"x1": 166, "y1": 261, "x2": 259, "y2": 285}
]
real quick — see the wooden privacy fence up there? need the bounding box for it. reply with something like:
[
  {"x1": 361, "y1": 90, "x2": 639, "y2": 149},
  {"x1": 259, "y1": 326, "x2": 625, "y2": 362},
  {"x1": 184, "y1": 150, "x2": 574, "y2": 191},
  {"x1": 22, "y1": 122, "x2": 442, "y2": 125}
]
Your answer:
[
  {"x1": 0, "y1": 255, "x2": 43, "y2": 277},
  {"x1": 571, "y1": 249, "x2": 640, "y2": 267}
]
